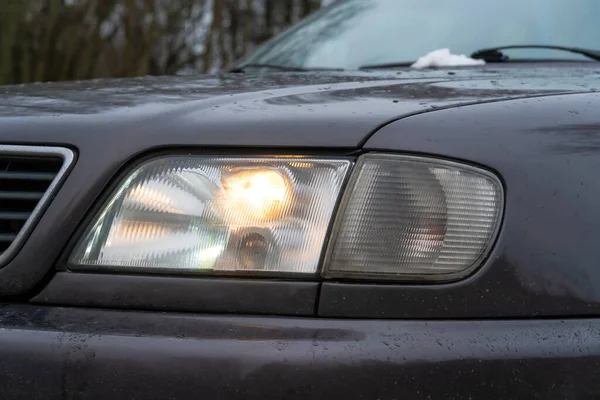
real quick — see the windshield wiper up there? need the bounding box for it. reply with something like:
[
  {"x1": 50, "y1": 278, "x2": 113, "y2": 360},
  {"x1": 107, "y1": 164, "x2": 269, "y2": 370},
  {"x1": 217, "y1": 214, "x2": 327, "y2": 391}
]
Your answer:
[
  {"x1": 229, "y1": 63, "x2": 343, "y2": 73},
  {"x1": 359, "y1": 45, "x2": 600, "y2": 70},
  {"x1": 359, "y1": 61, "x2": 414, "y2": 70},
  {"x1": 471, "y1": 45, "x2": 600, "y2": 62}
]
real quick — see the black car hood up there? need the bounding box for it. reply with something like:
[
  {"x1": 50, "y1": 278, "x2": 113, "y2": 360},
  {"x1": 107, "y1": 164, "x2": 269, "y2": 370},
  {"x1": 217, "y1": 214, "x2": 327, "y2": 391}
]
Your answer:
[{"x1": 1, "y1": 64, "x2": 599, "y2": 149}]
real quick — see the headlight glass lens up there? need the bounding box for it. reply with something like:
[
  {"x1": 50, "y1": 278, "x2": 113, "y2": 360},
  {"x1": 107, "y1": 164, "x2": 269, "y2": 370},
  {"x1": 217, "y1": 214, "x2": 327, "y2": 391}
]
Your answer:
[
  {"x1": 324, "y1": 154, "x2": 503, "y2": 281},
  {"x1": 70, "y1": 156, "x2": 351, "y2": 276}
]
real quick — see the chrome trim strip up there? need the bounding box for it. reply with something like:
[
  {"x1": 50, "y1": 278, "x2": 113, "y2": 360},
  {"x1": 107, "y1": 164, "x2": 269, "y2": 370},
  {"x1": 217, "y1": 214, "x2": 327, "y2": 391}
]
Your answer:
[{"x1": 0, "y1": 145, "x2": 75, "y2": 267}]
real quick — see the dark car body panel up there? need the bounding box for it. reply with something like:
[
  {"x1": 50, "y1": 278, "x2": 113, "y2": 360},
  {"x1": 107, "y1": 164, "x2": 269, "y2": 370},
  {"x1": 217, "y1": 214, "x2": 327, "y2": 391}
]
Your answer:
[
  {"x1": 32, "y1": 273, "x2": 320, "y2": 316},
  {"x1": 2, "y1": 64, "x2": 600, "y2": 398},
  {"x1": 322, "y1": 91, "x2": 600, "y2": 319},
  {"x1": 1, "y1": 65, "x2": 599, "y2": 295},
  {"x1": 2, "y1": 305, "x2": 600, "y2": 400}
]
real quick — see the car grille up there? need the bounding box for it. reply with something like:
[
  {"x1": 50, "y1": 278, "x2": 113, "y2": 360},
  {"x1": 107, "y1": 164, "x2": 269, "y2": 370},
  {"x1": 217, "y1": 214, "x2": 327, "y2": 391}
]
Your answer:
[{"x1": 0, "y1": 146, "x2": 74, "y2": 265}]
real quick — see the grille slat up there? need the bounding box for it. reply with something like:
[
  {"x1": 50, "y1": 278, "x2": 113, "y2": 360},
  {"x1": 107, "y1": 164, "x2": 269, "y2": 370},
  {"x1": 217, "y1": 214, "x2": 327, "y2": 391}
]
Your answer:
[
  {"x1": 0, "y1": 171, "x2": 56, "y2": 181},
  {"x1": 0, "y1": 191, "x2": 45, "y2": 201},
  {"x1": 0, "y1": 212, "x2": 30, "y2": 220},
  {"x1": 0, "y1": 233, "x2": 18, "y2": 242},
  {"x1": 0, "y1": 151, "x2": 68, "y2": 255}
]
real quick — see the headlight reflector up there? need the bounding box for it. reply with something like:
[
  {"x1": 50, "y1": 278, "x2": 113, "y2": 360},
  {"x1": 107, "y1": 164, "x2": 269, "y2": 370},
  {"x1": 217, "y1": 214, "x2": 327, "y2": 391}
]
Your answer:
[
  {"x1": 324, "y1": 154, "x2": 503, "y2": 281},
  {"x1": 70, "y1": 156, "x2": 351, "y2": 275}
]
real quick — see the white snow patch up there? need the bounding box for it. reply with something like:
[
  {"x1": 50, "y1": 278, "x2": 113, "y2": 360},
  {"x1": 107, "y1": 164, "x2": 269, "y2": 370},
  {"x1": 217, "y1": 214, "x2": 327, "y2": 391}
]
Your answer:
[{"x1": 411, "y1": 48, "x2": 485, "y2": 69}]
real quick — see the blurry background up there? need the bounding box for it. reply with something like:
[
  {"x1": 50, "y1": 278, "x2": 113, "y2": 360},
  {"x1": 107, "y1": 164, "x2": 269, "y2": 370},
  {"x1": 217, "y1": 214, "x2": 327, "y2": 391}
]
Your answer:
[{"x1": 0, "y1": 0, "x2": 335, "y2": 85}]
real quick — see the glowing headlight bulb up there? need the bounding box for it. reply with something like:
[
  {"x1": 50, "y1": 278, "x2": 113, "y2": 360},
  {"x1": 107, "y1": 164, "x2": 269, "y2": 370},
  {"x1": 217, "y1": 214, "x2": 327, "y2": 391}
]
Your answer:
[{"x1": 221, "y1": 169, "x2": 289, "y2": 222}]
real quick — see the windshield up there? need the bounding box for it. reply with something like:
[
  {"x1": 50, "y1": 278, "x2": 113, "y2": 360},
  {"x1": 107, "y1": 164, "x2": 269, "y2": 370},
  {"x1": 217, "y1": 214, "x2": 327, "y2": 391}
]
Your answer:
[{"x1": 239, "y1": 0, "x2": 600, "y2": 70}]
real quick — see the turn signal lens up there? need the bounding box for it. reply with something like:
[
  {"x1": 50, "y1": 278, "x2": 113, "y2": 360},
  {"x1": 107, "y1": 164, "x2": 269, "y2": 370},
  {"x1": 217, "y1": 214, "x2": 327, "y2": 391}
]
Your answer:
[
  {"x1": 324, "y1": 154, "x2": 503, "y2": 281},
  {"x1": 70, "y1": 156, "x2": 351, "y2": 276}
]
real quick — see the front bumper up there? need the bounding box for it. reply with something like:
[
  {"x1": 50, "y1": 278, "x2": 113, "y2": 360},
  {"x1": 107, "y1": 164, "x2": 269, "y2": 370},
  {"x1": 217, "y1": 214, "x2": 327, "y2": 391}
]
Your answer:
[{"x1": 1, "y1": 305, "x2": 599, "y2": 399}]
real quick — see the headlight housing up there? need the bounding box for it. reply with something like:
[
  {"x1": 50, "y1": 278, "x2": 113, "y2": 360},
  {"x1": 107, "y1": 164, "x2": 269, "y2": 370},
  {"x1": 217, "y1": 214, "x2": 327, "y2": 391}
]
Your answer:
[
  {"x1": 70, "y1": 156, "x2": 352, "y2": 276},
  {"x1": 70, "y1": 153, "x2": 503, "y2": 282}
]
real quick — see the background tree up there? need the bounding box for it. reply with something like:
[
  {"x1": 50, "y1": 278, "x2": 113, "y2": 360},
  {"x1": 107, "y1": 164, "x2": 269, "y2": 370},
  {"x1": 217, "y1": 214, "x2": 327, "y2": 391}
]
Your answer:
[{"x1": 0, "y1": 0, "x2": 334, "y2": 85}]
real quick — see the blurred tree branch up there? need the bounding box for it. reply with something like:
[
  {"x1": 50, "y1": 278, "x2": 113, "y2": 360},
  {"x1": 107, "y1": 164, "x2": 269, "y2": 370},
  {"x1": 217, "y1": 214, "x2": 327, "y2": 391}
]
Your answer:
[{"x1": 0, "y1": 0, "x2": 328, "y2": 84}]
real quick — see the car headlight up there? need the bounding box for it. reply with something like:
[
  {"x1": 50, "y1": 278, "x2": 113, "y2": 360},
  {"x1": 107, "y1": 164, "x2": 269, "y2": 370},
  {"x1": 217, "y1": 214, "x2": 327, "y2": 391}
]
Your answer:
[
  {"x1": 69, "y1": 156, "x2": 352, "y2": 276},
  {"x1": 70, "y1": 153, "x2": 503, "y2": 282}
]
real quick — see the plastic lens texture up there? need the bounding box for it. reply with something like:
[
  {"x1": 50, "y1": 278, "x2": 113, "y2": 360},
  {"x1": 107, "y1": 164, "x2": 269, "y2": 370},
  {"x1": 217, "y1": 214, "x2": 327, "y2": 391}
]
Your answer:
[
  {"x1": 325, "y1": 154, "x2": 503, "y2": 281},
  {"x1": 70, "y1": 157, "x2": 351, "y2": 275}
]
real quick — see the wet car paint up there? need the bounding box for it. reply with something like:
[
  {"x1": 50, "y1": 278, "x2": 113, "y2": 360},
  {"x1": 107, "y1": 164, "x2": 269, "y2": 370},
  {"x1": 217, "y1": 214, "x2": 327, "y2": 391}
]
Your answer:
[
  {"x1": 1, "y1": 64, "x2": 600, "y2": 149},
  {"x1": 322, "y1": 91, "x2": 600, "y2": 319},
  {"x1": 0, "y1": 65, "x2": 599, "y2": 295},
  {"x1": 1, "y1": 305, "x2": 600, "y2": 400},
  {"x1": 1, "y1": 63, "x2": 600, "y2": 398}
]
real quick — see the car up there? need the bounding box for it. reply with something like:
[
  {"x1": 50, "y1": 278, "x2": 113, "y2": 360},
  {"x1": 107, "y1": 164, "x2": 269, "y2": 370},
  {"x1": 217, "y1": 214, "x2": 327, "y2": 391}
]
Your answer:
[{"x1": 1, "y1": 0, "x2": 600, "y2": 399}]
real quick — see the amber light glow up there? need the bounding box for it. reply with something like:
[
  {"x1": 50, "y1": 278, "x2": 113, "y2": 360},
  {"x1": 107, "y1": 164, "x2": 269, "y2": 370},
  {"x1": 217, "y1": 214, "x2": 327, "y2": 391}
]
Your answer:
[{"x1": 221, "y1": 169, "x2": 289, "y2": 221}]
